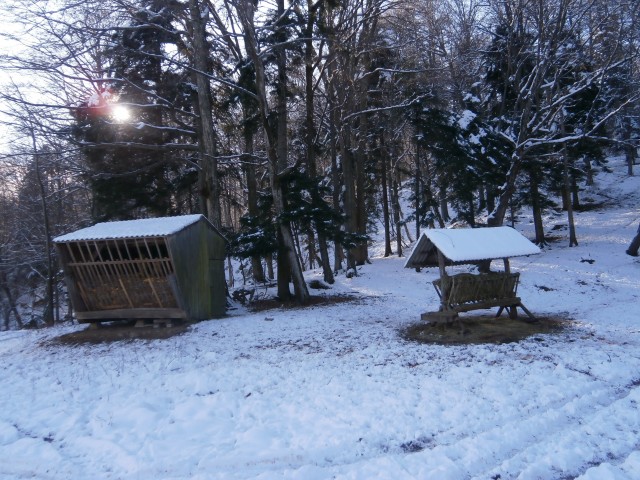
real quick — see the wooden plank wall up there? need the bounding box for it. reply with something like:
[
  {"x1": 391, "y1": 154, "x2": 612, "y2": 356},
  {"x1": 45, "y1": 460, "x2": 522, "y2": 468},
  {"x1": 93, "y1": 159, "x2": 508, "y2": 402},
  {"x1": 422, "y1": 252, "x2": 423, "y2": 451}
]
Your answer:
[
  {"x1": 62, "y1": 237, "x2": 178, "y2": 312},
  {"x1": 169, "y1": 221, "x2": 226, "y2": 320}
]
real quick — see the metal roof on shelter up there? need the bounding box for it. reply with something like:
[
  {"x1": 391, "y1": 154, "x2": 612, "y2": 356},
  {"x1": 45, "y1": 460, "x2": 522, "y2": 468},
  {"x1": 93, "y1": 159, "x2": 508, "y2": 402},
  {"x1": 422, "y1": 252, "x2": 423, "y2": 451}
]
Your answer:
[
  {"x1": 54, "y1": 214, "x2": 207, "y2": 243},
  {"x1": 404, "y1": 227, "x2": 540, "y2": 268}
]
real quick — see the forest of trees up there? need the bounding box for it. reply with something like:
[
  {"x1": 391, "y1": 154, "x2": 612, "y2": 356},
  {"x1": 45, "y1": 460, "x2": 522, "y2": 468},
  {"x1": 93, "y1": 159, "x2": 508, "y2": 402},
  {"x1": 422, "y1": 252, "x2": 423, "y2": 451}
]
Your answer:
[{"x1": 0, "y1": 0, "x2": 638, "y2": 329}]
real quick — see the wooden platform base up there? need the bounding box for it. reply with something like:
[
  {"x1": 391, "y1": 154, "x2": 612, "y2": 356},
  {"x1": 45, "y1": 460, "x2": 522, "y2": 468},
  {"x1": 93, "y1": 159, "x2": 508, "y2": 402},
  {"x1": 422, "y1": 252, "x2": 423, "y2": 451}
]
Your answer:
[
  {"x1": 421, "y1": 301, "x2": 536, "y2": 325},
  {"x1": 76, "y1": 308, "x2": 187, "y2": 323},
  {"x1": 421, "y1": 311, "x2": 459, "y2": 323},
  {"x1": 134, "y1": 318, "x2": 180, "y2": 328}
]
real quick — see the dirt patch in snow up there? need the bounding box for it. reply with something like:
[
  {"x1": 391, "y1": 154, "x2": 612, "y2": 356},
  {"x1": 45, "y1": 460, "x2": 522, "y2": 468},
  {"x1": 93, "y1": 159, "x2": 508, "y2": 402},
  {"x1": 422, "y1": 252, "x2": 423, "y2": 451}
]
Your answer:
[
  {"x1": 403, "y1": 315, "x2": 569, "y2": 345},
  {"x1": 248, "y1": 294, "x2": 360, "y2": 312},
  {"x1": 51, "y1": 320, "x2": 190, "y2": 345}
]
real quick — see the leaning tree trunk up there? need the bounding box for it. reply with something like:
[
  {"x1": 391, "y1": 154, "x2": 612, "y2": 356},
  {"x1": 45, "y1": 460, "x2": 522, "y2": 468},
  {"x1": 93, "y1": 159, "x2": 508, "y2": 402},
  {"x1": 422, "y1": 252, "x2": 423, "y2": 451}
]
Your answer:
[
  {"x1": 237, "y1": 0, "x2": 309, "y2": 303},
  {"x1": 487, "y1": 154, "x2": 523, "y2": 227}
]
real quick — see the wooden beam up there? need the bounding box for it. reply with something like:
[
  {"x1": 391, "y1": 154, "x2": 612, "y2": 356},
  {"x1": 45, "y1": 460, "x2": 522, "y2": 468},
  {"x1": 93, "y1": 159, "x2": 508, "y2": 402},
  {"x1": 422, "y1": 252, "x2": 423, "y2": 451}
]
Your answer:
[
  {"x1": 437, "y1": 251, "x2": 448, "y2": 311},
  {"x1": 76, "y1": 308, "x2": 188, "y2": 321},
  {"x1": 503, "y1": 257, "x2": 511, "y2": 274}
]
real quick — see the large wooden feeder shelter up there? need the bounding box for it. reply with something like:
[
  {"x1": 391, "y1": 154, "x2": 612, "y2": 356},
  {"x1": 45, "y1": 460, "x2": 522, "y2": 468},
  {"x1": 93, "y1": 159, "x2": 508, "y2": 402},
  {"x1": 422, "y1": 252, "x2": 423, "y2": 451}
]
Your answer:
[
  {"x1": 404, "y1": 227, "x2": 540, "y2": 323},
  {"x1": 54, "y1": 215, "x2": 227, "y2": 324}
]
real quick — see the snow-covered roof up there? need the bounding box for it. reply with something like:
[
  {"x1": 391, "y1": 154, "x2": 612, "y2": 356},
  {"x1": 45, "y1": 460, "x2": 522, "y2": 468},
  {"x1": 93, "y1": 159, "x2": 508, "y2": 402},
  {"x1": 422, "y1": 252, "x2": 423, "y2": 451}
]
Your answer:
[
  {"x1": 404, "y1": 226, "x2": 540, "y2": 268},
  {"x1": 54, "y1": 214, "x2": 207, "y2": 242}
]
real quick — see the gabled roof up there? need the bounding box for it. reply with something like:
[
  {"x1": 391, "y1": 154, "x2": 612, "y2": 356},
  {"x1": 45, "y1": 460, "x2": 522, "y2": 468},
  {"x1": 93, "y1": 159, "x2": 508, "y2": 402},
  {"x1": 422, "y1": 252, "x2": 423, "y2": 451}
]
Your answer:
[
  {"x1": 54, "y1": 214, "x2": 209, "y2": 242},
  {"x1": 404, "y1": 226, "x2": 540, "y2": 268}
]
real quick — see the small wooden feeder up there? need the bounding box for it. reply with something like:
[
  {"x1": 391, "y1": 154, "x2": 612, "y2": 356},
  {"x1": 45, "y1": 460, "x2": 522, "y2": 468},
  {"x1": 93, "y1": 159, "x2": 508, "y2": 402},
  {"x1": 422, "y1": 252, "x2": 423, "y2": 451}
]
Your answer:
[
  {"x1": 54, "y1": 215, "x2": 227, "y2": 324},
  {"x1": 404, "y1": 227, "x2": 540, "y2": 323}
]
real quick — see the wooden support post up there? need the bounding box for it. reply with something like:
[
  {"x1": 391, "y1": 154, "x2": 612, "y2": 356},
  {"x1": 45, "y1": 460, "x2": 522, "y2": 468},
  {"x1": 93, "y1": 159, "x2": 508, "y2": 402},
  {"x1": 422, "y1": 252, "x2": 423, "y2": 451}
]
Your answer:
[
  {"x1": 503, "y1": 257, "x2": 511, "y2": 274},
  {"x1": 437, "y1": 251, "x2": 448, "y2": 312}
]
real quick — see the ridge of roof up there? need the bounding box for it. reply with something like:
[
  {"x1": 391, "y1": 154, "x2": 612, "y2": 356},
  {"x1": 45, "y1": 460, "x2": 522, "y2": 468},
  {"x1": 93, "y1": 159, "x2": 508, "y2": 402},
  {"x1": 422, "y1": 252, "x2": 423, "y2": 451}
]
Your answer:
[
  {"x1": 53, "y1": 214, "x2": 207, "y2": 242},
  {"x1": 404, "y1": 226, "x2": 540, "y2": 268}
]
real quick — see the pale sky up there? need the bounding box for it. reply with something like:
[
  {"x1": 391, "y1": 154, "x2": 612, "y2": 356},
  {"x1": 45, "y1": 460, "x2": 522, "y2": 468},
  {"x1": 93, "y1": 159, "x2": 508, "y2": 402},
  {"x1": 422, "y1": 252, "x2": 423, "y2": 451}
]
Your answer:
[{"x1": 0, "y1": 18, "x2": 27, "y2": 154}]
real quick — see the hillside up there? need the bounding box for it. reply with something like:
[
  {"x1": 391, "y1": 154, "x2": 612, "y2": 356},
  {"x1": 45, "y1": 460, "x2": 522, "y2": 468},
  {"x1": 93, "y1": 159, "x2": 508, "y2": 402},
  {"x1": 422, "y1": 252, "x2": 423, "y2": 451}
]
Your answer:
[{"x1": 0, "y1": 157, "x2": 639, "y2": 479}]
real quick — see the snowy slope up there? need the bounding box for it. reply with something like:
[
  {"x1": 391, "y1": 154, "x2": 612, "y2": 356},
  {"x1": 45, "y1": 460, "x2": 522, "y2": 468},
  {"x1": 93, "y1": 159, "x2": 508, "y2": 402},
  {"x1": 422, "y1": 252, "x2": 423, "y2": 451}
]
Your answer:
[{"x1": 1, "y1": 157, "x2": 640, "y2": 480}]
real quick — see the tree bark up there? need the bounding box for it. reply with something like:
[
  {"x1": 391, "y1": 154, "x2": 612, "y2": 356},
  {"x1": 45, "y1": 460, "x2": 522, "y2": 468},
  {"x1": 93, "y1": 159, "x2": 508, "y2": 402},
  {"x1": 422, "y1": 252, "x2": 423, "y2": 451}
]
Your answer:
[
  {"x1": 189, "y1": 0, "x2": 222, "y2": 228},
  {"x1": 529, "y1": 169, "x2": 546, "y2": 246},
  {"x1": 237, "y1": 0, "x2": 310, "y2": 303},
  {"x1": 414, "y1": 139, "x2": 422, "y2": 239},
  {"x1": 487, "y1": 154, "x2": 523, "y2": 227},
  {"x1": 30, "y1": 134, "x2": 55, "y2": 327},
  {"x1": 381, "y1": 136, "x2": 392, "y2": 257},
  {"x1": 391, "y1": 155, "x2": 403, "y2": 257},
  {"x1": 303, "y1": 1, "x2": 333, "y2": 284},
  {"x1": 564, "y1": 154, "x2": 578, "y2": 247},
  {"x1": 439, "y1": 181, "x2": 450, "y2": 223},
  {"x1": 242, "y1": 124, "x2": 265, "y2": 283}
]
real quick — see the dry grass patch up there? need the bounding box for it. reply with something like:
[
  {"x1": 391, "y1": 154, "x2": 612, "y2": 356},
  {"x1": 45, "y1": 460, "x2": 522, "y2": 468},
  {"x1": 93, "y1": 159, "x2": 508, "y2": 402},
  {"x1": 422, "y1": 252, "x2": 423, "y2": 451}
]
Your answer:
[
  {"x1": 403, "y1": 315, "x2": 569, "y2": 345},
  {"x1": 248, "y1": 294, "x2": 359, "y2": 312},
  {"x1": 51, "y1": 320, "x2": 189, "y2": 345}
]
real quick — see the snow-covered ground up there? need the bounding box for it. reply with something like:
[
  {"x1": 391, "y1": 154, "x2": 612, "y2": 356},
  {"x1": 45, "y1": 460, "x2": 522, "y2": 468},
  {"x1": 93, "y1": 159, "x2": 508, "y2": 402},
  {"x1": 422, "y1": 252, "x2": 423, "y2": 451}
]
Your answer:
[{"x1": 1, "y1": 157, "x2": 640, "y2": 480}]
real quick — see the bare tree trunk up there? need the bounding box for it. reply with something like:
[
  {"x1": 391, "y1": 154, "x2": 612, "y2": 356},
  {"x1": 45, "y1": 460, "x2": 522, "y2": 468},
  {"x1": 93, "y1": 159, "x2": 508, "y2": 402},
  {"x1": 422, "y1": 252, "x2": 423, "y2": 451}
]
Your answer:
[
  {"x1": 625, "y1": 115, "x2": 636, "y2": 176},
  {"x1": 487, "y1": 155, "x2": 523, "y2": 227},
  {"x1": 529, "y1": 169, "x2": 546, "y2": 246},
  {"x1": 401, "y1": 211, "x2": 414, "y2": 244},
  {"x1": 292, "y1": 223, "x2": 305, "y2": 270},
  {"x1": 564, "y1": 154, "x2": 579, "y2": 246},
  {"x1": 0, "y1": 277, "x2": 22, "y2": 329},
  {"x1": 227, "y1": 256, "x2": 235, "y2": 288},
  {"x1": 391, "y1": 157, "x2": 403, "y2": 257},
  {"x1": 276, "y1": 229, "x2": 291, "y2": 299},
  {"x1": 354, "y1": 138, "x2": 369, "y2": 265},
  {"x1": 242, "y1": 126, "x2": 265, "y2": 283},
  {"x1": 303, "y1": 2, "x2": 333, "y2": 283},
  {"x1": 571, "y1": 161, "x2": 580, "y2": 210},
  {"x1": 237, "y1": 0, "x2": 309, "y2": 303},
  {"x1": 320, "y1": 2, "x2": 345, "y2": 274},
  {"x1": 485, "y1": 182, "x2": 496, "y2": 215},
  {"x1": 583, "y1": 155, "x2": 595, "y2": 185},
  {"x1": 353, "y1": 73, "x2": 371, "y2": 265},
  {"x1": 561, "y1": 179, "x2": 570, "y2": 211},
  {"x1": 30, "y1": 133, "x2": 55, "y2": 327},
  {"x1": 266, "y1": 253, "x2": 274, "y2": 280},
  {"x1": 189, "y1": 0, "x2": 222, "y2": 228},
  {"x1": 415, "y1": 139, "x2": 422, "y2": 239},
  {"x1": 340, "y1": 122, "x2": 358, "y2": 271},
  {"x1": 439, "y1": 181, "x2": 450, "y2": 223},
  {"x1": 381, "y1": 137, "x2": 392, "y2": 257},
  {"x1": 331, "y1": 136, "x2": 343, "y2": 273}
]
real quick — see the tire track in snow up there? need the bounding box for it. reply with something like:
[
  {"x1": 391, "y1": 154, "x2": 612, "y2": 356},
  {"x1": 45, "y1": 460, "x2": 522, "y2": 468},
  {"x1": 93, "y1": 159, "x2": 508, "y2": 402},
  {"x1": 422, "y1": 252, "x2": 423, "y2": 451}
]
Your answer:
[
  {"x1": 480, "y1": 382, "x2": 640, "y2": 479},
  {"x1": 396, "y1": 379, "x2": 640, "y2": 479}
]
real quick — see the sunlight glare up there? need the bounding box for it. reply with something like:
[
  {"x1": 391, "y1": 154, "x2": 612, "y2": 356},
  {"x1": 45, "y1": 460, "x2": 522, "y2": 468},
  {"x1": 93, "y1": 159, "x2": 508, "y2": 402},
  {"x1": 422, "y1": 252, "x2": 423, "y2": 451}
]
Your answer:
[{"x1": 111, "y1": 104, "x2": 131, "y2": 123}]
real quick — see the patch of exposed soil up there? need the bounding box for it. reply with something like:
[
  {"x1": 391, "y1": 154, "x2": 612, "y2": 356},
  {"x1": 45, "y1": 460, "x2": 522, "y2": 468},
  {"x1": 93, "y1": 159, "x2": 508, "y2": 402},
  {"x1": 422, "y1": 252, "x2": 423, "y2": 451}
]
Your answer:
[
  {"x1": 248, "y1": 294, "x2": 359, "y2": 312},
  {"x1": 51, "y1": 320, "x2": 190, "y2": 345},
  {"x1": 403, "y1": 315, "x2": 569, "y2": 345}
]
